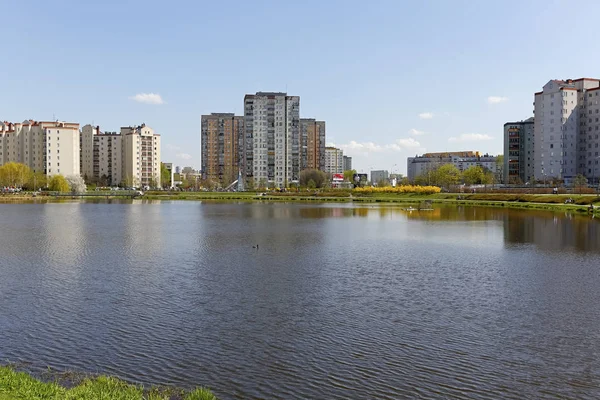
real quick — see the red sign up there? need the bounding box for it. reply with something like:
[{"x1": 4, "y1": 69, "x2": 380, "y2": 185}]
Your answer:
[{"x1": 332, "y1": 173, "x2": 344, "y2": 181}]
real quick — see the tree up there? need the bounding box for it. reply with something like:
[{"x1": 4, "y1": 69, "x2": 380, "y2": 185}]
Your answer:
[
  {"x1": 66, "y1": 175, "x2": 87, "y2": 193},
  {"x1": 307, "y1": 179, "x2": 316, "y2": 189},
  {"x1": 343, "y1": 169, "x2": 357, "y2": 182},
  {"x1": 258, "y1": 178, "x2": 267, "y2": 191},
  {"x1": 0, "y1": 162, "x2": 32, "y2": 188},
  {"x1": 161, "y1": 163, "x2": 171, "y2": 188},
  {"x1": 299, "y1": 169, "x2": 327, "y2": 188},
  {"x1": 433, "y1": 164, "x2": 461, "y2": 190},
  {"x1": 24, "y1": 171, "x2": 47, "y2": 191},
  {"x1": 48, "y1": 175, "x2": 69, "y2": 192},
  {"x1": 463, "y1": 166, "x2": 485, "y2": 185},
  {"x1": 245, "y1": 177, "x2": 255, "y2": 191},
  {"x1": 574, "y1": 174, "x2": 588, "y2": 194}
]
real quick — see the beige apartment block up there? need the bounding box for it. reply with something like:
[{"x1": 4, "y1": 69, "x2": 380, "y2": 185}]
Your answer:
[
  {"x1": 121, "y1": 124, "x2": 161, "y2": 188},
  {"x1": 0, "y1": 120, "x2": 80, "y2": 177},
  {"x1": 80, "y1": 124, "x2": 123, "y2": 186}
]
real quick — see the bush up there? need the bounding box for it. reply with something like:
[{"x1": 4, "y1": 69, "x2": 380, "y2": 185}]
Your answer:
[{"x1": 353, "y1": 185, "x2": 441, "y2": 195}]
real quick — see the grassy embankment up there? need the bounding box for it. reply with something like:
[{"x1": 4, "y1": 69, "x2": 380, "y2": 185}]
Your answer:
[
  {"x1": 143, "y1": 190, "x2": 600, "y2": 213},
  {"x1": 0, "y1": 366, "x2": 216, "y2": 400}
]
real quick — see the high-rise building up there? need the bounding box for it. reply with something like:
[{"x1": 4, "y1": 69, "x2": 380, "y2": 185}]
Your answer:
[
  {"x1": 244, "y1": 92, "x2": 300, "y2": 187},
  {"x1": 121, "y1": 124, "x2": 161, "y2": 188},
  {"x1": 533, "y1": 78, "x2": 600, "y2": 184},
  {"x1": 300, "y1": 118, "x2": 326, "y2": 171},
  {"x1": 343, "y1": 155, "x2": 352, "y2": 171},
  {"x1": 0, "y1": 120, "x2": 80, "y2": 177},
  {"x1": 504, "y1": 118, "x2": 534, "y2": 184},
  {"x1": 80, "y1": 123, "x2": 161, "y2": 187},
  {"x1": 80, "y1": 125, "x2": 123, "y2": 186},
  {"x1": 201, "y1": 113, "x2": 244, "y2": 184},
  {"x1": 324, "y1": 147, "x2": 343, "y2": 174}
]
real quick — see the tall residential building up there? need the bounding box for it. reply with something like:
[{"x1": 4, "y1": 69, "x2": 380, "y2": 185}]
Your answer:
[
  {"x1": 0, "y1": 120, "x2": 80, "y2": 176},
  {"x1": 201, "y1": 113, "x2": 244, "y2": 184},
  {"x1": 504, "y1": 118, "x2": 534, "y2": 184},
  {"x1": 300, "y1": 118, "x2": 326, "y2": 171},
  {"x1": 80, "y1": 123, "x2": 160, "y2": 187},
  {"x1": 121, "y1": 124, "x2": 161, "y2": 187},
  {"x1": 533, "y1": 78, "x2": 600, "y2": 184},
  {"x1": 324, "y1": 146, "x2": 343, "y2": 174},
  {"x1": 407, "y1": 151, "x2": 499, "y2": 182},
  {"x1": 343, "y1": 156, "x2": 352, "y2": 171},
  {"x1": 81, "y1": 125, "x2": 122, "y2": 185},
  {"x1": 244, "y1": 92, "x2": 300, "y2": 187}
]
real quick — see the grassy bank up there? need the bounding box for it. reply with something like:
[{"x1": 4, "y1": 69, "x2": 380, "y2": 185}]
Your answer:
[{"x1": 0, "y1": 366, "x2": 216, "y2": 400}]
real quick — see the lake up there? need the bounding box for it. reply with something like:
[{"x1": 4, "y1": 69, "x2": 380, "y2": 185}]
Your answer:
[{"x1": 1, "y1": 202, "x2": 600, "y2": 399}]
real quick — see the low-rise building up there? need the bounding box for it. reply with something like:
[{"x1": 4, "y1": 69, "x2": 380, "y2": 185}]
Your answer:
[{"x1": 407, "y1": 151, "x2": 500, "y2": 182}]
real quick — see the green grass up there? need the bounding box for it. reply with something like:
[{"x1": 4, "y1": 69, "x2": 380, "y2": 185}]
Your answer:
[{"x1": 0, "y1": 367, "x2": 217, "y2": 400}]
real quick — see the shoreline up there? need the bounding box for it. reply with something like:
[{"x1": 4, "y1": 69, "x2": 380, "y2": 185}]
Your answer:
[
  {"x1": 0, "y1": 192, "x2": 598, "y2": 214},
  {"x1": 0, "y1": 365, "x2": 217, "y2": 400}
]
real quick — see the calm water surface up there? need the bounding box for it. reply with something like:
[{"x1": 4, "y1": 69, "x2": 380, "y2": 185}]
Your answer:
[{"x1": 1, "y1": 202, "x2": 600, "y2": 399}]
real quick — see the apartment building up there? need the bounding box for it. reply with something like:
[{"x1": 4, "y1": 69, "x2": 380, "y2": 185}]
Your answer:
[
  {"x1": 533, "y1": 78, "x2": 600, "y2": 184},
  {"x1": 407, "y1": 151, "x2": 499, "y2": 182},
  {"x1": 244, "y1": 92, "x2": 300, "y2": 187},
  {"x1": 201, "y1": 113, "x2": 244, "y2": 184},
  {"x1": 504, "y1": 118, "x2": 534, "y2": 184},
  {"x1": 343, "y1": 156, "x2": 352, "y2": 172},
  {"x1": 300, "y1": 118, "x2": 326, "y2": 171},
  {"x1": 121, "y1": 124, "x2": 161, "y2": 187},
  {"x1": 324, "y1": 146, "x2": 343, "y2": 174},
  {"x1": 80, "y1": 125, "x2": 123, "y2": 185},
  {"x1": 0, "y1": 120, "x2": 80, "y2": 176},
  {"x1": 371, "y1": 170, "x2": 389, "y2": 184}
]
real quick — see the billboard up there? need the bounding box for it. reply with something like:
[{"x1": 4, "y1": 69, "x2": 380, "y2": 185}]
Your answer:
[
  {"x1": 353, "y1": 173, "x2": 368, "y2": 182},
  {"x1": 332, "y1": 173, "x2": 344, "y2": 181}
]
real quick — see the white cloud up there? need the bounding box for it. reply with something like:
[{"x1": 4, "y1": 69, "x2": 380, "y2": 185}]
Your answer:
[
  {"x1": 409, "y1": 128, "x2": 425, "y2": 136},
  {"x1": 332, "y1": 138, "x2": 421, "y2": 154},
  {"x1": 419, "y1": 112, "x2": 433, "y2": 119},
  {"x1": 396, "y1": 138, "x2": 421, "y2": 148},
  {"x1": 448, "y1": 133, "x2": 493, "y2": 143},
  {"x1": 487, "y1": 96, "x2": 508, "y2": 104},
  {"x1": 130, "y1": 93, "x2": 165, "y2": 105},
  {"x1": 176, "y1": 153, "x2": 192, "y2": 160}
]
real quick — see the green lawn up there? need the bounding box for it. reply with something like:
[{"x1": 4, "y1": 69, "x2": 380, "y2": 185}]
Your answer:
[{"x1": 0, "y1": 367, "x2": 217, "y2": 400}]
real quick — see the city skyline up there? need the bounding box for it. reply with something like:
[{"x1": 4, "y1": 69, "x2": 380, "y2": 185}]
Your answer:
[{"x1": 4, "y1": 1, "x2": 600, "y2": 174}]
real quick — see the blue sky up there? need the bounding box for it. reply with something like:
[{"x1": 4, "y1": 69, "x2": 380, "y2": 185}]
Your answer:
[{"x1": 2, "y1": 0, "x2": 598, "y2": 174}]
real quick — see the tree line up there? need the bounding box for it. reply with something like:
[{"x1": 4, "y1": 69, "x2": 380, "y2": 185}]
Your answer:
[
  {"x1": 0, "y1": 162, "x2": 86, "y2": 192},
  {"x1": 413, "y1": 164, "x2": 496, "y2": 189}
]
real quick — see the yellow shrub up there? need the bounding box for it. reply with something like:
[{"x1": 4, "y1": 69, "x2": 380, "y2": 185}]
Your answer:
[{"x1": 353, "y1": 185, "x2": 440, "y2": 195}]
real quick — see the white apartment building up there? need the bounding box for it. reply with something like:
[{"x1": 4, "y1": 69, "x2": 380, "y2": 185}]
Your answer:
[
  {"x1": 533, "y1": 78, "x2": 600, "y2": 184},
  {"x1": 81, "y1": 125, "x2": 123, "y2": 186},
  {"x1": 244, "y1": 92, "x2": 300, "y2": 187},
  {"x1": 80, "y1": 123, "x2": 160, "y2": 187},
  {"x1": 0, "y1": 120, "x2": 80, "y2": 177},
  {"x1": 324, "y1": 146, "x2": 343, "y2": 174},
  {"x1": 122, "y1": 124, "x2": 161, "y2": 188}
]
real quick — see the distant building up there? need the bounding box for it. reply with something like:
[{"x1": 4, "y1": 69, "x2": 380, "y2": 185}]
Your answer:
[
  {"x1": 371, "y1": 170, "x2": 389, "y2": 184},
  {"x1": 343, "y1": 155, "x2": 352, "y2": 171},
  {"x1": 324, "y1": 147, "x2": 343, "y2": 174},
  {"x1": 407, "y1": 151, "x2": 499, "y2": 182},
  {"x1": 201, "y1": 113, "x2": 244, "y2": 184},
  {"x1": 163, "y1": 162, "x2": 174, "y2": 188},
  {"x1": 504, "y1": 118, "x2": 534, "y2": 184},
  {"x1": 0, "y1": 120, "x2": 81, "y2": 177},
  {"x1": 300, "y1": 118, "x2": 326, "y2": 171}
]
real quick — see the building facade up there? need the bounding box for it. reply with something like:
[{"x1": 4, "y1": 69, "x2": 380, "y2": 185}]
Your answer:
[
  {"x1": 371, "y1": 170, "x2": 389, "y2": 184},
  {"x1": 324, "y1": 146, "x2": 343, "y2": 174},
  {"x1": 300, "y1": 118, "x2": 326, "y2": 171},
  {"x1": 244, "y1": 92, "x2": 300, "y2": 187},
  {"x1": 121, "y1": 124, "x2": 161, "y2": 188},
  {"x1": 0, "y1": 120, "x2": 80, "y2": 177},
  {"x1": 343, "y1": 156, "x2": 352, "y2": 172},
  {"x1": 533, "y1": 78, "x2": 600, "y2": 184},
  {"x1": 81, "y1": 125, "x2": 123, "y2": 186},
  {"x1": 201, "y1": 113, "x2": 244, "y2": 184},
  {"x1": 407, "y1": 151, "x2": 499, "y2": 182},
  {"x1": 504, "y1": 118, "x2": 534, "y2": 184}
]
